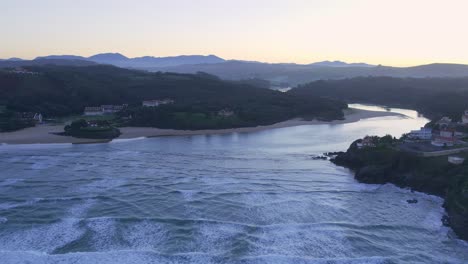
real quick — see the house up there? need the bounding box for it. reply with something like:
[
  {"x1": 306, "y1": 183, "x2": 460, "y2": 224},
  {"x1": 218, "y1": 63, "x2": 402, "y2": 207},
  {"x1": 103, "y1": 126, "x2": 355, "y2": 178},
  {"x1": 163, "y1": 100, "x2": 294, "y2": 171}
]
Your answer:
[
  {"x1": 356, "y1": 136, "x2": 376, "y2": 149},
  {"x1": 408, "y1": 127, "x2": 432, "y2": 140},
  {"x1": 101, "y1": 105, "x2": 125, "y2": 114},
  {"x1": 16, "y1": 112, "x2": 42, "y2": 124},
  {"x1": 431, "y1": 129, "x2": 457, "y2": 147},
  {"x1": 462, "y1": 110, "x2": 468, "y2": 125},
  {"x1": 83, "y1": 104, "x2": 127, "y2": 116},
  {"x1": 84, "y1": 107, "x2": 103, "y2": 116},
  {"x1": 218, "y1": 109, "x2": 234, "y2": 117},
  {"x1": 436, "y1": 117, "x2": 452, "y2": 128},
  {"x1": 448, "y1": 156, "x2": 465, "y2": 165},
  {"x1": 20, "y1": 112, "x2": 35, "y2": 120},
  {"x1": 142, "y1": 99, "x2": 174, "y2": 107}
]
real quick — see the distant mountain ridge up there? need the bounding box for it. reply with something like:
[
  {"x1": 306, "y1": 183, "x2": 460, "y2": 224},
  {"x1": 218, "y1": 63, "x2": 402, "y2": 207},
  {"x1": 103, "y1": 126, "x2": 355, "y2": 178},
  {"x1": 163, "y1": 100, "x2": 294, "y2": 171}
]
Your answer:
[
  {"x1": 3, "y1": 53, "x2": 375, "y2": 70},
  {"x1": 153, "y1": 61, "x2": 468, "y2": 86},
  {"x1": 3, "y1": 53, "x2": 468, "y2": 86},
  {"x1": 309, "y1": 60, "x2": 374, "y2": 67},
  {"x1": 34, "y1": 53, "x2": 225, "y2": 68}
]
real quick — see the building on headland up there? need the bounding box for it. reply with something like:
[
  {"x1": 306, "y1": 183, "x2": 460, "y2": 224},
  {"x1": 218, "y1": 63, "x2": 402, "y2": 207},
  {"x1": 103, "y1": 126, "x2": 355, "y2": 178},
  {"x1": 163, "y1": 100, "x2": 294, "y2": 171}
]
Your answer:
[
  {"x1": 218, "y1": 109, "x2": 234, "y2": 117},
  {"x1": 83, "y1": 104, "x2": 127, "y2": 116},
  {"x1": 142, "y1": 99, "x2": 174, "y2": 107},
  {"x1": 448, "y1": 156, "x2": 465, "y2": 165},
  {"x1": 431, "y1": 129, "x2": 457, "y2": 147},
  {"x1": 462, "y1": 110, "x2": 468, "y2": 125},
  {"x1": 408, "y1": 127, "x2": 432, "y2": 140},
  {"x1": 356, "y1": 136, "x2": 376, "y2": 149}
]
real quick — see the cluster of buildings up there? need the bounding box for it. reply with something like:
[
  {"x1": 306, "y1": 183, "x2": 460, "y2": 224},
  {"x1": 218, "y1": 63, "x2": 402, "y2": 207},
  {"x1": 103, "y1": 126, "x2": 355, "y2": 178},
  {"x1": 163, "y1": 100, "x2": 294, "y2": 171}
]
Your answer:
[
  {"x1": 83, "y1": 99, "x2": 176, "y2": 116},
  {"x1": 0, "y1": 106, "x2": 42, "y2": 122},
  {"x1": 408, "y1": 127, "x2": 463, "y2": 147},
  {"x1": 142, "y1": 99, "x2": 174, "y2": 107},
  {"x1": 13, "y1": 112, "x2": 43, "y2": 124},
  {"x1": 84, "y1": 104, "x2": 127, "y2": 116},
  {"x1": 356, "y1": 136, "x2": 377, "y2": 149},
  {"x1": 407, "y1": 110, "x2": 468, "y2": 147},
  {"x1": 8, "y1": 67, "x2": 39, "y2": 75}
]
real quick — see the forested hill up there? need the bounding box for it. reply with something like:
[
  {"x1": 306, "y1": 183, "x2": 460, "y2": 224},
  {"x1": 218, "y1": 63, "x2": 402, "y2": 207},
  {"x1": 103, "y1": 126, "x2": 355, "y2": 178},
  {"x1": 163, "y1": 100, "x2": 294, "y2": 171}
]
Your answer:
[
  {"x1": 289, "y1": 77, "x2": 468, "y2": 120},
  {"x1": 0, "y1": 65, "x2": 346, "y2": 125}
]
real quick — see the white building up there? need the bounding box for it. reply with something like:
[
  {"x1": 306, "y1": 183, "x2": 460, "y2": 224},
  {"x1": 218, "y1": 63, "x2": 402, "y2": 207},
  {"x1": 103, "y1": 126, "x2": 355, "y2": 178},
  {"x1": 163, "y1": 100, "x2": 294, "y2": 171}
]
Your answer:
[
  {"x1": 356, "y1": 136, "x2": 376, "y2": 149},
  {"x1": 408, "y1": 127, "x2": 432, "y2": 140},
  {"x1": 462, "y1": 110, "x2": 468, "y2": 125},
  {"x1": 142, "y1": 99, "x2": 174, "y2": 107},
  {"x1": 84, "y1": 107, "x2": 103, "y2": 116},
  {"x1": 101, "y1": 105, "x2": 124, "y2": 114},
  {"x1": 83, "y1": 105, "x2": 126, "y2": 116}
]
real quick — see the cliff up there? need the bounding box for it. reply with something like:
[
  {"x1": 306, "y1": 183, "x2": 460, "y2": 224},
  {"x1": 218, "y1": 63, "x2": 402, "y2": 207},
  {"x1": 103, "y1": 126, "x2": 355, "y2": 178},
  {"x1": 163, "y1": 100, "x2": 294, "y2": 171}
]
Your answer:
[{"x1": 331, "y1": 137, "x2": 468, "y2": 241}]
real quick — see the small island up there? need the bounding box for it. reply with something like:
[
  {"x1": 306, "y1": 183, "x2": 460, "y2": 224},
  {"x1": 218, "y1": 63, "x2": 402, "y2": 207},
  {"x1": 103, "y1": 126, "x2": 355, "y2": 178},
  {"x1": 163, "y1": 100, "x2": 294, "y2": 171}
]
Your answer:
[{"x1": 62, "y1": 119, "x2": 121, "y2": 139}]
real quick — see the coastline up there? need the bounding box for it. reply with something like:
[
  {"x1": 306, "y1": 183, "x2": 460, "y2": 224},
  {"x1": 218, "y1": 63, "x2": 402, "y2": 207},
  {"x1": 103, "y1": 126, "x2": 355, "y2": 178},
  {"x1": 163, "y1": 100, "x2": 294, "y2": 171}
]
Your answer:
[
  {"x1": 331, "y1": 140, "x2": 468, "y2": 241},
  {"x1": 0, "y1": 108, "x2": 403, "y2": 145}
]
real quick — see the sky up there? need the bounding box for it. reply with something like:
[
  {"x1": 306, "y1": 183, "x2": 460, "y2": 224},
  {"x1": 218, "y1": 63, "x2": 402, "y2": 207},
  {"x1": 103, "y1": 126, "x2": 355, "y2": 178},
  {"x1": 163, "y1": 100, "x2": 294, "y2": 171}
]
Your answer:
[{"x1": 1, "y1": 0, "x2": 467, "y2": 66}]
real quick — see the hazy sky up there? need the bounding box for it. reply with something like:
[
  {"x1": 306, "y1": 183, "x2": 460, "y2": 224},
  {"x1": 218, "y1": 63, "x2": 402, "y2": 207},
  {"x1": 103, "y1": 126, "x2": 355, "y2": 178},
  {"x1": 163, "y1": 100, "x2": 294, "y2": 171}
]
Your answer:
[{"x1": 1, "y1": 0, "x2": 467, "y2": 66}]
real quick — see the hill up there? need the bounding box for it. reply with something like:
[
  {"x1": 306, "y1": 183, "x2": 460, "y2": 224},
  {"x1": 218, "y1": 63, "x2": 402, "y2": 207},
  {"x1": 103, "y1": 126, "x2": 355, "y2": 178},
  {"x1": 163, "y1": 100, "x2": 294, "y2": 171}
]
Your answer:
[
  {"x1": 0, "y1": 59, "x2": 97, "y2": 68},
  {"x1": 152, "y1": 62, "x2": 468, "y2": 87},
  {"x1": 0, "y1": 65, "x2": 346, "y2": 130},
  {"x1": 6, "y1": 54, "x2": 468, "y2": 87},
  {"x1": 289, "y1": 76, "x2": 468, "y2": 120},
  {"x1": 34, "y1": 53, "x2": 225, "y2": 68}
]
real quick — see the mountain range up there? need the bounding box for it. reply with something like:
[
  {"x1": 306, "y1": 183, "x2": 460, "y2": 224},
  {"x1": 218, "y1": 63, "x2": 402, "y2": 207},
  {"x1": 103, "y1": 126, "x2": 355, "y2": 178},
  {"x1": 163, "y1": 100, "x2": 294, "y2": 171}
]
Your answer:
[
  {"x1": 34, "y1": 53, "x2": 225, "y2": 68},
  {"x1": 2, "y1": 53, "x2": 468, "y2": 86}
]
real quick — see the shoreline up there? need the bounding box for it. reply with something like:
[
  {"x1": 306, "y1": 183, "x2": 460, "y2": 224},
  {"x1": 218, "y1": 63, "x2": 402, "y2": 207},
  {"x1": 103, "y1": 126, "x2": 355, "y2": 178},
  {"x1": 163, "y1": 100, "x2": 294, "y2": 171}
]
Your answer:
[
  {"x1": 0, "y1": 108, "x2": 403, "y2": 145},
  {"x1": 331, "y1": 140, "x2": 468, "y2": 241}
]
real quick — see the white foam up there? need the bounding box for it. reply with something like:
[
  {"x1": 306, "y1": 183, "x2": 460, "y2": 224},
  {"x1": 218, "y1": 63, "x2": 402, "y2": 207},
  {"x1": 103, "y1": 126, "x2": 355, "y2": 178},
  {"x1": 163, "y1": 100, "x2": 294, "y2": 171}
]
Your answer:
[
  {"x1": 85, "y1": 218, "x2": 120, "y2": 251},
  {"x1": 122, "y1": 220, "x2": 167, "y2": 250},
  {"x1": 110, "y1": 137, "x2": 147, "y2": 143},
  {"x1": 0, "y1": 250, "x2": 219, "y2": 264},
  {"x1": 0, "y1": 218, "x2": 84, "y2": 253}
]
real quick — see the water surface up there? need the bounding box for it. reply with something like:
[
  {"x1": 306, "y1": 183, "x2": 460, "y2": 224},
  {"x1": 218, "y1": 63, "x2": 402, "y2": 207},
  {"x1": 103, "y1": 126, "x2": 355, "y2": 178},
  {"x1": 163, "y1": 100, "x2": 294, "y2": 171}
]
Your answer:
[{"x1": 0, "y1": 105, "x2": 467, "y2": 263}]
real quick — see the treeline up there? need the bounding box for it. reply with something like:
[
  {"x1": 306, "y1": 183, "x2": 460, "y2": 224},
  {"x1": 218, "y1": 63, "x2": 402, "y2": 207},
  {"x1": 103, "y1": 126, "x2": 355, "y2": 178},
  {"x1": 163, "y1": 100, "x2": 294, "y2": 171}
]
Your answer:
[
  {"x1": 0, "y1": 65, "x2": 346, "y2": 129},
  {"x1": 0, "y1": 110, "x2": 35, "y2": 132},
  {"x1": 289, "y1": 77, "x2": 468, "y2": 120},
  {"x1": 63, "y1": 119, "x2": 121, "y2": 139}
]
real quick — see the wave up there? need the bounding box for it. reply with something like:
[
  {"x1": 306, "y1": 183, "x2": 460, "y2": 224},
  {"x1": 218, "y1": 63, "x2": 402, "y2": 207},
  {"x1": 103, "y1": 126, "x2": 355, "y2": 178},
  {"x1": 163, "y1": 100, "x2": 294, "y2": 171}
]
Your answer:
[{"x1": 110, "y1": 137, "x2": 147, "y2": 143}]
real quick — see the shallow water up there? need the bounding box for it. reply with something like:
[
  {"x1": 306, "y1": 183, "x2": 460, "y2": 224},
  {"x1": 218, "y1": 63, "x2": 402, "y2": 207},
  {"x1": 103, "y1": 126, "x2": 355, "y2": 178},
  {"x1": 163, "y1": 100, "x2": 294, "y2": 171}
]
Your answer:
[{"x1": 0, "y1": 105, "x2": 467, "y2": 263}]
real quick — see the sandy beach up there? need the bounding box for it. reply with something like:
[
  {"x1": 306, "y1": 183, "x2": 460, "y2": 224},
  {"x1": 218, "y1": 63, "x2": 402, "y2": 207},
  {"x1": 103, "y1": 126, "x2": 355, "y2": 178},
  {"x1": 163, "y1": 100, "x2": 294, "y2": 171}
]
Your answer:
[{"x1": 0, "y1": 108, "x2": 403, "y2": 145}]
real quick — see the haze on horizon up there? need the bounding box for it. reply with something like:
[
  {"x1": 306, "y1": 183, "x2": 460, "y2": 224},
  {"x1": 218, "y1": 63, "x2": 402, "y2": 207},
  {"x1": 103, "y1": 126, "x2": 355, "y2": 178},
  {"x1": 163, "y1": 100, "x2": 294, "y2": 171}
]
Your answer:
[{"x1": 1, "y1": 0, "x2": 467, "y2": 67}]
